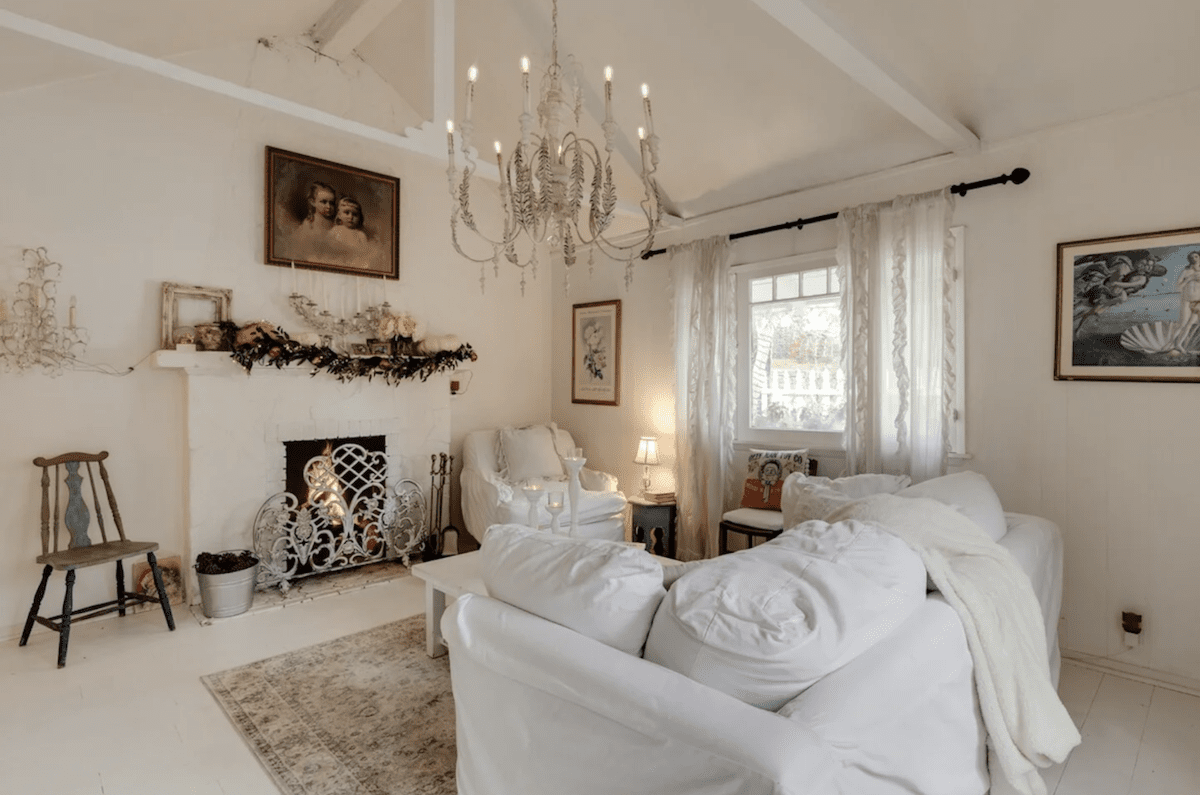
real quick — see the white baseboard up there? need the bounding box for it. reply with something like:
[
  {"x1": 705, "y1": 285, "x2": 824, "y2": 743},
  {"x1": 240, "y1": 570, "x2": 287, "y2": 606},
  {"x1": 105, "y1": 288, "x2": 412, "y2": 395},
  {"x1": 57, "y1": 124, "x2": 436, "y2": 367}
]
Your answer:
[{"x1": 1062, "y1": 650, "x2": 1200, "y2": 698}]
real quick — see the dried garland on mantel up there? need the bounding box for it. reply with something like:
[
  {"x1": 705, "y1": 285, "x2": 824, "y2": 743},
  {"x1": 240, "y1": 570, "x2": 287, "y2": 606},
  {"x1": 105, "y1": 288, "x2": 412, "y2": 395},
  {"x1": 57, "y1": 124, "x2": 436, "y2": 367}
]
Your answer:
[{"x1": 225, "y1": 323, "x2": 477, "y2": 385}]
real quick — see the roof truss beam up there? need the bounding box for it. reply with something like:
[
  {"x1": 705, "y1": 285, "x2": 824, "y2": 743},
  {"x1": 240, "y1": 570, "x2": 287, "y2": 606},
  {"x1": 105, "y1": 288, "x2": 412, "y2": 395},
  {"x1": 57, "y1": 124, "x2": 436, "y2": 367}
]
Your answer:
[
  {"x1": 749, "y1": 0, "x2": 980, "y2": 154},
  {"x1": 308, "y1": 0, "x2": 406, "y2": 62}
]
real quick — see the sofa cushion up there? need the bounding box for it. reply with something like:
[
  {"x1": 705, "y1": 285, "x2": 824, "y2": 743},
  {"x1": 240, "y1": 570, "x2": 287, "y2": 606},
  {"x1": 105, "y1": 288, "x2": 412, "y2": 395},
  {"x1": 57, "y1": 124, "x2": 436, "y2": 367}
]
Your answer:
[
  {"x1": 896, "y1": 471, "x2": 1007, "y2": 542},
  {"x1": 780, "y1": 473, "x2": 911, "y2": 528},
  {"x1": 479, "y1": 524, "x2": 666, "y2": 656},
  {"x1": 739, "y1": 449, "x2": 809, "y2": 510},
  {"x1": 643, "y1": 520, "x2": 926, "y2": 710},
  {"x1": 498, "y1": 424, "x2": 565, "y2": 482}
]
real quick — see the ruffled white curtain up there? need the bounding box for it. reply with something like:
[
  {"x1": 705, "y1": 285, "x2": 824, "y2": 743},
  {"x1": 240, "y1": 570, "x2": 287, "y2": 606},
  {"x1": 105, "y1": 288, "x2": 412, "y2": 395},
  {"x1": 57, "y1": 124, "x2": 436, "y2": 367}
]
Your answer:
[
  {"x1": 839, "y1": 188, "x2": 956, "y2": 482},
  {"x1": 670, "y1": 235, "x2": 735, "y2": 560}
]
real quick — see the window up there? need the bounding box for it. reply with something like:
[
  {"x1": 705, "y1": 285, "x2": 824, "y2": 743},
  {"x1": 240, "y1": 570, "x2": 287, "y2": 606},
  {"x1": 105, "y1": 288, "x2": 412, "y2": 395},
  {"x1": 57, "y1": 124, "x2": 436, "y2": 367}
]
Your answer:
[
  {"x1": 735, "y1": 227, "x2": 966, "y2": 455},
  {"x1": 736, "y1": 250, "x2": 845, "y2": 449}
]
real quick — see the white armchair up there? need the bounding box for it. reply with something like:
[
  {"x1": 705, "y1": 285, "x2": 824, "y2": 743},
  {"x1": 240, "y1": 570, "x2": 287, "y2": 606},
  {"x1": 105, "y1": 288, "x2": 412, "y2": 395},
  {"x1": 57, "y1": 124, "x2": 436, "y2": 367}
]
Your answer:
[{"x1": 461, "y1": 425, "x2": 627, "y2": 541}]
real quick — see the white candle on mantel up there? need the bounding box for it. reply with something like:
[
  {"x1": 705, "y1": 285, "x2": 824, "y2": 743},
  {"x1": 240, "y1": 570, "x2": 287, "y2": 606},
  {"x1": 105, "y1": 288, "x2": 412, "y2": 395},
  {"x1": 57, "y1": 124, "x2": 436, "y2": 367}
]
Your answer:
[
  {"x1": 356, "y1": 279, "x2": 361, "y2": 313},
  {"x1": 290, "y1": 260, "x2": 297, "y2": 294},
  {"x1": 69, "y1": 296, "x2": 76, "y2": 328}
]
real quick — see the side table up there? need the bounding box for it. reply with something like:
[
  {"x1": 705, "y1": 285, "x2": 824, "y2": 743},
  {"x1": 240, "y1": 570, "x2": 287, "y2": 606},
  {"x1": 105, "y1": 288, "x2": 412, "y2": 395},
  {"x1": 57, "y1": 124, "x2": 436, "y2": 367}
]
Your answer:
[
  {"x1": 629, "y1": 497, "x2": 677, "y2": 559},
  {"x1": 410, "y1": 551, "x2": 486, "y2": 658}
]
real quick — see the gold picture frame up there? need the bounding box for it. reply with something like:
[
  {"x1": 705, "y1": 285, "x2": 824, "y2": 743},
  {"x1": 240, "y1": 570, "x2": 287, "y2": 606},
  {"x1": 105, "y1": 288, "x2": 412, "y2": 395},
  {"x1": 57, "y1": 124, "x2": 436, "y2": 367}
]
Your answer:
[{"x1": 264, "y1": 146, "x2": 400, "y2": 279}]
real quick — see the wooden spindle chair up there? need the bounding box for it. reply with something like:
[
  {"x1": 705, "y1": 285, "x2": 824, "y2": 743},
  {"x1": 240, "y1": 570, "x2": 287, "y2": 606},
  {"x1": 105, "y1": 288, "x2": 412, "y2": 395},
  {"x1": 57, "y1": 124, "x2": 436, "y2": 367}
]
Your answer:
[{"x1": 20, "y1": 451, "x2": 176, "y2": 667}]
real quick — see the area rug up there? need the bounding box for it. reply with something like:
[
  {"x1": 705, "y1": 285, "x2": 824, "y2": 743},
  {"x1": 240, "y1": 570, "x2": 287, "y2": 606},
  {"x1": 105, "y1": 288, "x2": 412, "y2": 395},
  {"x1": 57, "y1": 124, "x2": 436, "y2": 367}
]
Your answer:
[{"x1": 202, "y1": 615, "x2": 455, "y2": 795}]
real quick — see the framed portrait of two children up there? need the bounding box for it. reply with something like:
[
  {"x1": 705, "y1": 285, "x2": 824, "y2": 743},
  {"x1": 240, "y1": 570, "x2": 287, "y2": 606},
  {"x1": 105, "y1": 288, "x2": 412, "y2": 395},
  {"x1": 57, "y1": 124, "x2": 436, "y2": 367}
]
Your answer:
[{"x1": 264, "y1": 146, "x2": 400, "y2": 279}]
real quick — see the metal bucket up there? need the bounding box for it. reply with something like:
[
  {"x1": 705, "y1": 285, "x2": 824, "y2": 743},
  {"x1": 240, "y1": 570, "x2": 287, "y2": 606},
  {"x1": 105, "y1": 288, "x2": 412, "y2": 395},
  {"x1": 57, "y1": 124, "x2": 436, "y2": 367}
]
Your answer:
[{"x1": 196, "y1": 559, "x2": 258, "y2": 618}]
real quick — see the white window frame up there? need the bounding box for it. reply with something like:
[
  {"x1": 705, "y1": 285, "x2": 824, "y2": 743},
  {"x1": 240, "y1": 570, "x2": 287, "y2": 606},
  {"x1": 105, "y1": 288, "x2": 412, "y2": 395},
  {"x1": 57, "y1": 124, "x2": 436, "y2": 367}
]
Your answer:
[
  {"x1": 734, "y1": 226, "x2": 967, "y2": 456},
  {"x1": 735, "y1": 248, "x2": 843, "y2": 450}
]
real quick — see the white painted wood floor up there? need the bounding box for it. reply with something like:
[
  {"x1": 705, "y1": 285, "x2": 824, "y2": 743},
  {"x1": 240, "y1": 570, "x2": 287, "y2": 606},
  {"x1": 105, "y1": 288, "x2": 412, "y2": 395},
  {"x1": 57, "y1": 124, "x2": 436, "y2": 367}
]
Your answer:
[{"x1": 3, "y1": 580, "x2": 1198, "y2": 795}]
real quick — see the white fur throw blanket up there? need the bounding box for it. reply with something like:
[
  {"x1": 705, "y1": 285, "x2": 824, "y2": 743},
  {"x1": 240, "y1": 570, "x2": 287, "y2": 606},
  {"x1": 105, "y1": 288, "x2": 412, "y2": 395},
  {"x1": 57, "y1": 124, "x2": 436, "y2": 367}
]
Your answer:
[{"x1": 826, "y1": 494, "x2": 1080, "y2": 795}]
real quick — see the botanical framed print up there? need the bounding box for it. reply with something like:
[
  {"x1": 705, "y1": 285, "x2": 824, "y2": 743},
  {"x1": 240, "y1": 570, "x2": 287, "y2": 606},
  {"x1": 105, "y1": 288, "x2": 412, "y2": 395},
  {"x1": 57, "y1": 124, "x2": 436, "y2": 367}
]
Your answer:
[
  {"x1": 1056, "y1": 226, "x2": 1200, "y2": 381},
  {"x1": 264, "y1": 146, "x2": 400, "y2": 279},
  {"x1": 572, "y1": 300, "x2": 621, "y2": 405}
]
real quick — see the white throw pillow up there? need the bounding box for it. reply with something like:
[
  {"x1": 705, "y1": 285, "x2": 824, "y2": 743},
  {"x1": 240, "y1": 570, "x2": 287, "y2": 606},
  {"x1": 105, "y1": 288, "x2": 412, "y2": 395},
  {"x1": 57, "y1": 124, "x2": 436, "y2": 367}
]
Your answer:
[
  {"x1": 896, "y1": 470, "x2": 1007, "y2": 542},
  {"x1": 643, "y1": 520, "x2": 926, "y2": 710},
  {"x1": 780, "y1": 472, "x2": 911, "y2": 528},
  {"x1": 479, "y1": 524, "x2": 666, "y2": 656},
  {"x1": 498, "y1": 424, "x2": 565, "y2": 482}
]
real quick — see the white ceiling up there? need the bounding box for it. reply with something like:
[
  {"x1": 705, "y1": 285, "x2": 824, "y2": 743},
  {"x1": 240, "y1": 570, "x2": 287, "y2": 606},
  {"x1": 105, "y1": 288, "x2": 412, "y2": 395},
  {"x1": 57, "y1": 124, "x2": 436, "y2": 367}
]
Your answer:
[{"x1": 3, "y1": 0, "x2": 1199, "y2": 221}]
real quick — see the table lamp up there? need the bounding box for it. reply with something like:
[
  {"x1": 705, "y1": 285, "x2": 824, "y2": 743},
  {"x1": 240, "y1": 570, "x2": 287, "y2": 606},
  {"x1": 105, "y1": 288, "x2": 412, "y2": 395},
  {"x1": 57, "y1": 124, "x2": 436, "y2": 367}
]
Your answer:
[{"x1": 634, "y1": 436, "x2": 659, "y2": 494}]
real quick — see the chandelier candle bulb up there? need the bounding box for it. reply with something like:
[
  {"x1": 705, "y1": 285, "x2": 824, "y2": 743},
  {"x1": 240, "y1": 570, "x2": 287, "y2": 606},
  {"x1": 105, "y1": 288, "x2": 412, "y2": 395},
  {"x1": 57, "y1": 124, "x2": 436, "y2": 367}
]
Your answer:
[
  {"x1": 521, "y1": 57, "x2": 531, "y2": 114},
  {"x1": 466, "y1": 66, "x2": 477, "y2": 122},
  {"x1": 604, "y1": 66, "x2": 613, "y2": 121},
  {"x1": 642, "y1": 83, "x2": 653, "y2": 135}
]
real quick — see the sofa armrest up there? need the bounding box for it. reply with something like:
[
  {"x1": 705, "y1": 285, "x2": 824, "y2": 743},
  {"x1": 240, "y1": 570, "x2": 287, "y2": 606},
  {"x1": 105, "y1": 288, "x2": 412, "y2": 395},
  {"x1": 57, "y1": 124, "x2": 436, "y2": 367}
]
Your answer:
[
  {"x1": 578, "y1": 466, "x2": 618, "y2": 492},
  {"x1": 461, "y1": 469, "x2": 514, "y2": 538},
  {"x1": 444, "y1": 593, "x2": 836, "y2": 795}
]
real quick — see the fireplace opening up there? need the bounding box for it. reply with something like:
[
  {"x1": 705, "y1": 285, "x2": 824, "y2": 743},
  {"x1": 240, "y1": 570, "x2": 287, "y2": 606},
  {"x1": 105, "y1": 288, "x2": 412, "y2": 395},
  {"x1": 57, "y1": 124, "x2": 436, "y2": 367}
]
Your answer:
[{"x1": 284, "y1": 434, "x2": 387, "y2": 522}]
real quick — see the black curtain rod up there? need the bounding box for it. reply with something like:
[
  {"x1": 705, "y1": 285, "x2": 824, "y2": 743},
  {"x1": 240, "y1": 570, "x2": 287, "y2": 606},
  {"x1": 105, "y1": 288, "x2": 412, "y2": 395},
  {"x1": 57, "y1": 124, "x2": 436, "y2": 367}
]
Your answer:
[{"x1": 640, "y1": 167, "x2": 1031, "y2": 260}]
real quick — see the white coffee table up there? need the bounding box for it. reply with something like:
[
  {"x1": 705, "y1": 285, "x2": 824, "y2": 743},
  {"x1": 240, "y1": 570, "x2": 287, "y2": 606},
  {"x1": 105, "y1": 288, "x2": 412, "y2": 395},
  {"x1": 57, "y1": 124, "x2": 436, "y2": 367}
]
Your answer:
[{"x1": 410, "y1": 550, "x2": 486, "y2": 658}]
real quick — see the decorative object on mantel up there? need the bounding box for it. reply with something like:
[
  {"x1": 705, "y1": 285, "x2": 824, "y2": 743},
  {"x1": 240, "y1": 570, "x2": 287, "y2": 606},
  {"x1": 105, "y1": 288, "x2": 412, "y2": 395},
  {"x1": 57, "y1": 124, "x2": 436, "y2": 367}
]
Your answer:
[
  {"x1": 161, "y1": 282, "x2": 232, "y2": 350},
  {"x1": 229, "y1": 322, "x2": 477, "y2": 385},
  {"x1": 446, "y1": 0, "x2": 664, "y2": 294},
  {"x1": 265, "y1": 146, "x2": 400, "y2": 279},
  {"x1": 252, "y1": 443, "x2": 427, "y2": 593},
  {"x1": 0, "y1": 247, "x2": 88, "y2": 375}
]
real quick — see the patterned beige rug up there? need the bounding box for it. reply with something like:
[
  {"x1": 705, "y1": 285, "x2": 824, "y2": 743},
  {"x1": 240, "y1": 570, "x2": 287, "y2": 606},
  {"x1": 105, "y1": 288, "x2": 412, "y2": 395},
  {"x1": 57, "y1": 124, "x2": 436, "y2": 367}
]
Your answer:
[{"x1": 203, "y1": 615, "x2": 456, "y2": 795}]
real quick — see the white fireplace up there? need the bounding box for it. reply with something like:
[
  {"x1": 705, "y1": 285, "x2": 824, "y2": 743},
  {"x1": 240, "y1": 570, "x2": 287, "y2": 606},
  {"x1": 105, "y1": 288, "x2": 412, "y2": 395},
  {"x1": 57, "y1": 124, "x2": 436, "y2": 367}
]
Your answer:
[{"x1": 152, "y1": 350, "x2": 450, "y2": 604}]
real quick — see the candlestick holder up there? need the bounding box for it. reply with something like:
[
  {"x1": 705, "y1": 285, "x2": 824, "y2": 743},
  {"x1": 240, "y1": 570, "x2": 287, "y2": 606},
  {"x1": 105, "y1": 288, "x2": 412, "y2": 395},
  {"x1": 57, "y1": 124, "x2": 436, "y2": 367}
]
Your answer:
[
  {"x1": 546, "y1": 490, "x2": 565, "y2": 535},
  {"x1": 522, "y1": 483, "x2": 546, "y2": 530},
  {"x1": 562, "y1": 452, "x2": 586, "y2": 536},
  {"x1": 0, "y1": 247, "x2": 88, "y2": 376}
]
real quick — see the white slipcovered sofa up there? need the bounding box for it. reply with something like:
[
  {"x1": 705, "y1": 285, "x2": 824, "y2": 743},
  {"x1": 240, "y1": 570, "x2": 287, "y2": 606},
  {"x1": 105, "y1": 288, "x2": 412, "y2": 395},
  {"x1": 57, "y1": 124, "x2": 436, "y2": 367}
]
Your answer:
[
  {"x1": 459, "y1": 424, "x2": 627, "y2": 541},
  {"x1": 443, "y1": 471, "x2": 1072, "y2": 795}
]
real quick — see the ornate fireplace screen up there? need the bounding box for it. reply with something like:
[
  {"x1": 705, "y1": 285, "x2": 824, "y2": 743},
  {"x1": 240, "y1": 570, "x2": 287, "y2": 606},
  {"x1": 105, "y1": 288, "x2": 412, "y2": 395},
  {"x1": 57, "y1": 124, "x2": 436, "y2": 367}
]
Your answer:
[{"x1": 253, "y1": 442, "x2": 427, "y2": 592}]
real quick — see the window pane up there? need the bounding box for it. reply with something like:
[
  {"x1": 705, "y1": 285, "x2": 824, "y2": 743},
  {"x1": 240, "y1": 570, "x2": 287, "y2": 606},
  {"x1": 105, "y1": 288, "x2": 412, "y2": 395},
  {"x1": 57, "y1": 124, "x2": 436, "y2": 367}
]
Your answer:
[
  {"x1": 750, "y1": 277, "x2": 773, "y2": 303},
  {"x1": 748, "y1": 295, "x2": 845, "y2": 433},
  {"x1": 802, "y1": 268, "x2": 828, "y2": 296},
  {"x1": 775, "y1": 273, "x2": 800, "y2": 300}
]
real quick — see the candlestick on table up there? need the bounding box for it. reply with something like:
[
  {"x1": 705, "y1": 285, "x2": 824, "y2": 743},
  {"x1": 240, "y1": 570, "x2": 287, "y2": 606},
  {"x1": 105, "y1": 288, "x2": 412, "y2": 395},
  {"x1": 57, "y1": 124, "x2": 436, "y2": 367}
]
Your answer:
[
  {"x1": 546, "y1": 490, "x2": 565, "y2": 535},
  {"x1": 522, "y1": 483, "x2": 545, "y2": 530},
  {"x1": 562, "y1": 450, "x2": 586, "y2": 536}
]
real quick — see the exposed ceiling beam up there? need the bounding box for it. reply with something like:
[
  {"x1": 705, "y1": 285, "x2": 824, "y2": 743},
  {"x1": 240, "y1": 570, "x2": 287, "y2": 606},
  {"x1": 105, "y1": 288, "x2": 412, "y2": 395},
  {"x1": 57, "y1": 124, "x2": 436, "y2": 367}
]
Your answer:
[
  {"x1": 308, "y1": 0, "x2": 406, "y2": 62},
  {"x1": 749, "y1": 0, "x2": 980, "y2": 155},
  {"x1": 0, "y1": 8, "x2": 465, "y2": 166}
]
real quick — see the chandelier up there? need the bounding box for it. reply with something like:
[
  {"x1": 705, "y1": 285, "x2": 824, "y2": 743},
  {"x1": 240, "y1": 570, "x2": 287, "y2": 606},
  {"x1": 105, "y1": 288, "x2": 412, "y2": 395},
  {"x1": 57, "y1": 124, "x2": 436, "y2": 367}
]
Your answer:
[{"x1": 446, "y1": 0, "x2": 663, "y2": 293}]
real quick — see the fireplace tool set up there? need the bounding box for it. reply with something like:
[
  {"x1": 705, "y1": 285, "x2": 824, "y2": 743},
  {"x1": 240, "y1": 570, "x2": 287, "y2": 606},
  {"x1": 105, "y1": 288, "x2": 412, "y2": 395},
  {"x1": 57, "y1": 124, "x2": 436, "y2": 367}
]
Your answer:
[{"x1": 428, "y1": 453, "x2": 458, "y2": 557}]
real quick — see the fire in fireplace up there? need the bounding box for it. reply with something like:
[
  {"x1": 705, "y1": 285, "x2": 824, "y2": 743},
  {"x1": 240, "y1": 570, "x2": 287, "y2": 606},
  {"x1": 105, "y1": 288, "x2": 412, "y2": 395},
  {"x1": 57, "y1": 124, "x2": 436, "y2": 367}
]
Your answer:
[{"x1": 252, "y1": 436, "x2": 427, "y2": 592}]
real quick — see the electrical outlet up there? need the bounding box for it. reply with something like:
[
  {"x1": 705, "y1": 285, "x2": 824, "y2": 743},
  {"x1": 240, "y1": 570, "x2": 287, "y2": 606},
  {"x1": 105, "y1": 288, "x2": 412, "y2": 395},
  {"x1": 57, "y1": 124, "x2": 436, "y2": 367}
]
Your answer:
[{"x1": 450, "y1": 380, "x2": 460, "y2": 394}]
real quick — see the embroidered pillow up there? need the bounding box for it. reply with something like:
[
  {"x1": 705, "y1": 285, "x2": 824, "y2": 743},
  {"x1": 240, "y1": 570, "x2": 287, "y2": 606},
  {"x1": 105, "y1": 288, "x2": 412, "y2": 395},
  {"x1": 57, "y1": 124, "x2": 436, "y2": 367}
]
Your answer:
[{"x1": 739, "y1": 449, "x2": 809, "y2": 510}]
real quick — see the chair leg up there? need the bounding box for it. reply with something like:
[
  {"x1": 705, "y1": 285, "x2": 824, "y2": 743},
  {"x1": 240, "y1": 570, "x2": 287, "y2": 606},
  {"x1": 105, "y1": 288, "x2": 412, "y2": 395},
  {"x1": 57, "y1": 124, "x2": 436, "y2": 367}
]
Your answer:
[
  {"x1": 58, "y1": 569, "x2": 75, "y2": 668},
  {"x1": 20, "y1": 565, "x2": 53, "y2": 647},
  {"x1": 147, "y1": 552, "x2": 176, "y2": 632},
  {"x1": 115, "y1": 559, "x2": 126, "y2": 617}
]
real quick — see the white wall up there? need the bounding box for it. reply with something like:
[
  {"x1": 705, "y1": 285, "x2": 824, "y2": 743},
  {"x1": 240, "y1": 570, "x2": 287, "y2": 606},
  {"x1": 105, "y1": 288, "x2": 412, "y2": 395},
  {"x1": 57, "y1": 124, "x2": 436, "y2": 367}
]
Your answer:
[
  {"x1": 554, "y1": 89, "x2": 1200, "y2": 686},
  {"x1": 0, "y1": 48, "x2": 550, "y2": 641}
]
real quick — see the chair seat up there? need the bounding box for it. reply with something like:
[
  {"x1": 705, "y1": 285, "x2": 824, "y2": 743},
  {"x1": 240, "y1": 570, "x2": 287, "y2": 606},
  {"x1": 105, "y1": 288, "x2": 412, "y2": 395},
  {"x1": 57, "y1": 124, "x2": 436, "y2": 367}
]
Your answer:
[
  {"x1": 720, "y1": 507, "x2": 784, "y2": 530},
  {"x1": 38, "y1": 540, "x2": 160, "y2": 571}
]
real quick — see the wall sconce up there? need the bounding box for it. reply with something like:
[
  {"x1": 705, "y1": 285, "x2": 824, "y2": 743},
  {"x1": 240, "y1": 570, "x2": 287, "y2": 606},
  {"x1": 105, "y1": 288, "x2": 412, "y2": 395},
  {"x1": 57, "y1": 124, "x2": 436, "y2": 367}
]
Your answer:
[
  {"x1": 0, "y1": 247, "x2": 88, "y2": 376},
  {"x1": 633, "y1": 436, "x2": 659, "y2": 494}
]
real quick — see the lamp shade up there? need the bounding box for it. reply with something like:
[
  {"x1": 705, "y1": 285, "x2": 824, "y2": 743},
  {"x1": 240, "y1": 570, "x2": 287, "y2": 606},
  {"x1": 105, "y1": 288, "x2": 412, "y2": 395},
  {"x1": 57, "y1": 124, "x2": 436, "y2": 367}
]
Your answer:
[{"x1": 634, "y1": 436, "x2": 659, "y2": 466}]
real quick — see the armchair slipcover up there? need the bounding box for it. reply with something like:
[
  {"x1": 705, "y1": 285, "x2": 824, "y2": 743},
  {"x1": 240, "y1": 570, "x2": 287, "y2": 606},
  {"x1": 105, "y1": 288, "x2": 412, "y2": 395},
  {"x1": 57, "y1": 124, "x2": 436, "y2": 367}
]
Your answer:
[{"x1": 460, "y1": 426, "x2": 627, "y2": 541}]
